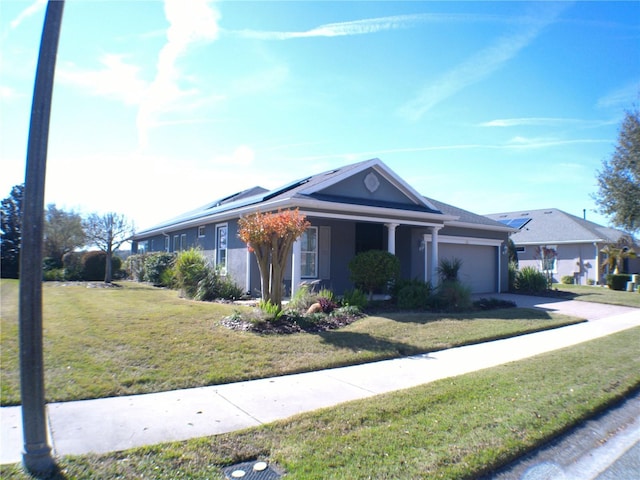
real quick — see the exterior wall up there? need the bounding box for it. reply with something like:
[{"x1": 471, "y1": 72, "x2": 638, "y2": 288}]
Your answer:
[
  {"x1": 133, "y1": 216, "x2": 511, "y2": 296},
  {"x1": 320, "y1": 167, "x2": 418, "y2": 206},
  {"x1": 516, "y1": 243, "x2": 601, "y2": 285}
]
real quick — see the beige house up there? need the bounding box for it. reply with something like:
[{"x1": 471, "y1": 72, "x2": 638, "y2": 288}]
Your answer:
[{"x1": 486, "y1": 208, "x2": 639, "y2": 285}]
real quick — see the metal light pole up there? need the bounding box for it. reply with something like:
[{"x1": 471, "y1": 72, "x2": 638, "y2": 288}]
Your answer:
[{"x1": 19, "y1": 0, "x2": 65, "y2": 475}]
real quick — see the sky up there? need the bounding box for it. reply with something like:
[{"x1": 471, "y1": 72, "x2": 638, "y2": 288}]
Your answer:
[{"x1": 1, "y1": 0, "x2": 639, "y2": 232}]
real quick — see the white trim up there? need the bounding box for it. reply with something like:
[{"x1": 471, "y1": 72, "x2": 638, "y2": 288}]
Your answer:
[
  {"x1": 215, "y1": 223, "x2": 228, "y2": 274},
  {"x1": 422, "y1": 234, "x2": 503, "y2": 247}
]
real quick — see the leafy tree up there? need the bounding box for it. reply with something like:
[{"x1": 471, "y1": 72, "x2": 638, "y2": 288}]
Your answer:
[
  {"x1": 593, "y1": 106, "x2": 640, "y2": 234},
  {"x1": 600, "y1": 235, "x2": 637, "y2": 274},
  {"x1": 1, "y1": 184, "x2": 24, "y2": 278},
  {"x1": 238, "y1": 209, "x2": 310, "y2": 309},
  {"x1": 348, "y1": 249, "x2": 400, "y2": 300},
  {"x1": 83, "y1": 212, "x2": 134, "y2": 283},
  {"x1": 43, "y1": 204, "x2": 85, "y2": 268}
]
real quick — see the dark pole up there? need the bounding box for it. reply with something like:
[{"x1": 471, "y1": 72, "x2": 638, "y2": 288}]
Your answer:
[{"x1": 19, "y1": 0, "x2": 65, "y2": 475}]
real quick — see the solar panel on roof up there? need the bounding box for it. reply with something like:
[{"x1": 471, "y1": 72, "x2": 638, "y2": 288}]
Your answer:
[{"x1": 497, "y1": 218, "x2": 531, "y2": 229}]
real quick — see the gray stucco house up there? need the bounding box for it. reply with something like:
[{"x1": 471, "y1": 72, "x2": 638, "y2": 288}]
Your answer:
[
  {"x1": 131, "y1": 159, "x2": 513, "y2": 296},
  {"x1": 486, "y1": 208, "x2": 640, "y2": 285}
]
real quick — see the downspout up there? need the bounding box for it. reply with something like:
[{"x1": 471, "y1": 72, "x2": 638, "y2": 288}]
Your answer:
[{"x1": 594, "y1": 242, "x2": 599, "y2": 285}]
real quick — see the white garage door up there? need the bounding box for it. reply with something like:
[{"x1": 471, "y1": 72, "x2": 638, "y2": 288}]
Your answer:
[{"x1": 439, "y1": 243, "x2": 497, "y2": 294}]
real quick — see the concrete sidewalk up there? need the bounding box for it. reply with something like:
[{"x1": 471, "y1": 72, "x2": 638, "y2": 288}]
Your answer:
[{"x1": 1, "y1": 296, "x2": 639, "y2": 466}]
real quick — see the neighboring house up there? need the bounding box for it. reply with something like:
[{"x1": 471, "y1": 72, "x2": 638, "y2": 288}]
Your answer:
[
  {"x1": 131, "y1": 159, "x2": 514, "y2": 296},
  {"x1": 486, "y1": 208, "x2": 640, "y2": 285}
]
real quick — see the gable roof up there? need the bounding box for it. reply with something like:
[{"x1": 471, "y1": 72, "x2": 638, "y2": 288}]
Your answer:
[
  {"x1": 134, "y1": 159, "x2": 500, "y2": 238},
  {"x1": 426, "y1": 197, "x2": 515, "y2": 232},
  {"x1": 485, "y1": 208, "x2": 631, "y2": 245}
]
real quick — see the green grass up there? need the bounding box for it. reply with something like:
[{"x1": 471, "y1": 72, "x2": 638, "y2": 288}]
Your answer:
[
  {"x1": 2, "y1": 327, "x2": 638, "y2": 480},
  {"x1": 1, "y1": 280, "x2": 582, "y2": 405},
  {"x1": 552, "y1": 283, "x2": 640, "y2": 307}
]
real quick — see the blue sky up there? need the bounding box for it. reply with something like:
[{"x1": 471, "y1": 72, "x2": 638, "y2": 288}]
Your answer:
[{"x1": 1, "y1": 1, "x2": 638, "y2": 231}]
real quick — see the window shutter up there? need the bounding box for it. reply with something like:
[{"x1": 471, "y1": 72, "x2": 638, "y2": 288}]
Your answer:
[{"x1": 319, "y1": 226, "x2": 331, "y2": 279}]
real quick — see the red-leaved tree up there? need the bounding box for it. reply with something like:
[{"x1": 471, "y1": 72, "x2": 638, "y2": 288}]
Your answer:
[{"x1": 238, "y1": 209, "x2": 310, "y2": 308}]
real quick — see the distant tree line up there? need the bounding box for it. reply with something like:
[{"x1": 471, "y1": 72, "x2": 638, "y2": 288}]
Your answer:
[{"x1": 1, "y1": 183, "x2": 134, "y2": 282}]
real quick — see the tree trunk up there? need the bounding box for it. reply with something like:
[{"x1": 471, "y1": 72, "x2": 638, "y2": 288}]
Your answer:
[{"x1": 105, "y1": 247, "x2": 113, "y2": 283}]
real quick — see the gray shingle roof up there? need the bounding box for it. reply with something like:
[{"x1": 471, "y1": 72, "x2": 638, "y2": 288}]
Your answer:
[
  {"x1": 485, "y1": 208, "x2": 630, "y2": 244},
  {"x1": 425, "y1": 197, "x2": 511, "y2": 229}
]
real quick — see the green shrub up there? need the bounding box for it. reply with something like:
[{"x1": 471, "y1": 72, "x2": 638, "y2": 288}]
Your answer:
[
  {"x1": 606, "y1": 274, "x2": 632, "y2": 291},
  {"x1": 43, "y1": 268, "x2": 65, "y2": 281},
  {"x1": 62, "y1": 252, "x2": 83, "y2": 281},
  {"x1": 143, "y1": 252, "x2": 175, "y2": 286},
  {"x1": 515, "y1": 266, "x2": 548, "y2": 293},
  {"x1": 258, "y1": 299, "x2": 283, "y2": 321},
  {"x1": 508, "y1": 261, "x2": 518, "y2": 292},
  {"x1": 349, "y1": 250, "x2": 400, "y2": 298},
  {"x1": 125, "y1": 254, "x2": 146, "y2": 281},
  {"x1": 396, "y1": 279, "x2": 433, "y2": 310},
  {"x1": 560, "y1": 275, "x2": 575, "y2": 285},
  {"x1": 436, "y1": 280, "x2": 472, "y2": 311},
  {"x1": 217, "y1": 274, "x2": 244, "y2": 300},
  {"x1": 341, "y1": 288, "x2": 368, "y2": 309},
  {"x1": 173, "y1": 249, "x2": 208, "y2": 299},
  {"x1": 81, "y1": 251, "x2": 122, "y2": 281},
  {"x1": 317, "y1": 288, "x2": 335, "y2": 303},
  {"x1": 289, "y1": 284, "x2": 315, "y2": 310}
]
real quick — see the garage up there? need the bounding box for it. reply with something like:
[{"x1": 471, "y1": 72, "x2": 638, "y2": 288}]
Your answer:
[{"x1": 439, "y1": 241, "x2": 498, "y2": 294}]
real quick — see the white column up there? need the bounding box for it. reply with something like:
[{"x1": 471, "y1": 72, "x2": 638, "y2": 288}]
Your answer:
[
  {"x1": 291, "y1": 238, "x2": 301, "y2": 297},
  {"x1": 385, "y1": 223, "x2": 399, "y2": 255},
  {"x1": 245, "y1": 248, "x2": 251, "y2": 294},
  {"x1": 430, "y1": 226, "x2": 441, "y2": 286},
  {"x1": 423, "y1": 233, "x2": 429, "y2": 283},
  {"x1": 594, "y1": 242, "x2": 600, "y2": 285}
]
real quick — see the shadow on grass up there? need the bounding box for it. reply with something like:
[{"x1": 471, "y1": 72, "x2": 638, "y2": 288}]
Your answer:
[
  {"x1": 317, "y1": 330, "x2": 422, "y2": 356},
  {"x1": 377, "y1": 307, "x2": 558, "y2": 324}
]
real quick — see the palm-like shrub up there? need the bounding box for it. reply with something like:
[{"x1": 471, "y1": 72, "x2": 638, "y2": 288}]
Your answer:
[
  {"x1": 515, "y1": 266, "x2": 548, "y2": 293},
  {"x1": 173, "y1": 249, "x2": 208, "y2": 299}
]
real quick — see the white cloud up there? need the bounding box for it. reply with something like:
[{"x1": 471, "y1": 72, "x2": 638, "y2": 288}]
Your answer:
[
  {"x1": 137, "y1": 0, "x2": 221, "y2": 148},
  {"x1": 9, "y1": 0, "x2": 46, "y2": 29},
  {"x1": 597, "y1": 80, "x2": 640, "y2": 109},
  {"x1": 0, "y1": 85, "x2": 21, "y2": 101},
  {"x1": 398, "y1": 4, "x2": 569, "y2": 121},
  {"x1": 58, "y1": 55, "x2": 149, "y2": 106},
  {"x1": 228, "y1": 12, "x2": 523, "y2": 40},
  {"x1": 480, "y1": 117, "x2": 581, "y2": 127}
]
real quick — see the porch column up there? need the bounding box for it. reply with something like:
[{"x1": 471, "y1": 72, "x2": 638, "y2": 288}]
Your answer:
[
  {"x1": 245, "y1": 248, "x2": 251, "y2": 295},
  {"x1": 385, "y1": 223, "x2": 399, "y2": 255},
  {"x1": 430, "y1": 226, "x2": 441, "y2": 287},
  {"x1": 594, "y1": 242, "x2": 600, "y2": 285},
  {"x1": 423, "y1": 233, "x2": 430, "y2": 283},
  {"x1": 291, "y1": 238, "x2": 301, "y2": 297}
]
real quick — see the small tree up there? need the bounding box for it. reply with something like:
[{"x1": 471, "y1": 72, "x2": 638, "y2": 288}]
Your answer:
[
  {"x1": 83, "y1": 212, "x2": 134, "y2": 283},
  {"x1": 43, "y1": 203, "x2": 85, "y2": 268},
  {"x1": 238, "y1": 209, "x2": 310, "y2": 309},
  {"x1": 349, "y1": 249, "x2": 400, "y2": 300},
  {"x1": 600, "y1": 236, "x2": 637, "y2": 274},
  {"x1": 0, "y1": 184, "x2": 24, "y2": 278},
  {"x1": 534, "y1": 245, "x2": 557, "y2": 288}
]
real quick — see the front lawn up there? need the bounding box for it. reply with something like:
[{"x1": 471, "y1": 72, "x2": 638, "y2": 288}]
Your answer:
[
  {"x1": 2, "y1": 326, "x2": 638, "y2": 479},
  {"x1": 551, "y1": 283, "x2": 640, "y2": 308},
  {"x1": 0, "y1": 280, "x2": 581, "y2": 405}
]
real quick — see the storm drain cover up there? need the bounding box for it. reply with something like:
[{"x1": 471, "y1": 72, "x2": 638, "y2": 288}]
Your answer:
[{"x1": 222, "y1": 460, "x2": 282, "y2": 479}]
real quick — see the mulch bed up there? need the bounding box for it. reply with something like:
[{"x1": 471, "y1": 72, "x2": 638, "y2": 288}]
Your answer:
[{"x1": 221, "y1": 311, "x2": 364, "y2": 334}]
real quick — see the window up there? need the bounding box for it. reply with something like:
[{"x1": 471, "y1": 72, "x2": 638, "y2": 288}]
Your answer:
[
  {"x1": 300, "y1": 227, "x2": 318, "y2": 278},
  {"x1": 173, "y1": 235, "x2": 179, "y2": 252},
  {"x1": 216, "y1": 224, "x2": 228, "y2": 274},
  {"x1": 198, "y1": 226, "x2": 206, "y2": 238},
  {"x1": 516, "y1": 246, "x2": 525, "y2": 253},
  {"x1": 165, "y1": 236, "x2": 169, "y2": 252},
  {"x1": 180, "y1": 234, "x2": 187, "y2": 251}
]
